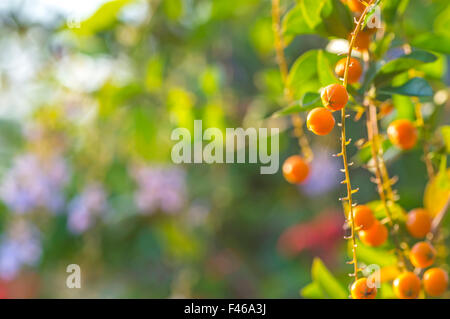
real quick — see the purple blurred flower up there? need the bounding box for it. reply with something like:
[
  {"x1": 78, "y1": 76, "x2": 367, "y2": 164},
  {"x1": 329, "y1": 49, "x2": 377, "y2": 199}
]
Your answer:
[
  {"x1": 67, "y1": 183, "x2": 107, "y2": 234},
  {"x1": 385, "y1": 47, "x2": 407, "y2": 62},
  {"x1": 0, "y1": 221, "x2": 41, "y2": 280},
  {"x1": 301, "y1": 148, "x2": 340, "y2": 196},
  {"x1": 130, "y1": 165, "x2": 186, "y2": 215},
  {"x1": 0, "y1": 153, "x2": 69, "y2": 214}
]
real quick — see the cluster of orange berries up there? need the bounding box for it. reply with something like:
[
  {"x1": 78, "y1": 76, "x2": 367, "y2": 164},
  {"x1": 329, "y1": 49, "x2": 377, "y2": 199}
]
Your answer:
[
  {"x1": 281, "y1": 0, "x2": 446, "y2": 300},
  {"x1": 394, "y1": 209, "x2": 448, "y2": 299},
  {"x1": 351, "y1": 207, "x2": 448, "y2": 299},
  {"x1": 282, "y1": 57, "x2": 418, "y2": 185},
  {"x1": 282, "y1": 0, "x2": 376, "y2": 185},
  {"x1": 281, "y1": 58, "x2": 360, "y2": 184},
  {"x1": 353, "y1": 205, "x2": 387, "y2": 247}
]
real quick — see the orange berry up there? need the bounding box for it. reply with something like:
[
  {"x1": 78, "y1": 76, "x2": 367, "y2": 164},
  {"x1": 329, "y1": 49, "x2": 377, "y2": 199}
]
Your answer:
[
  {"x1": 387, "y1": 119, "x2": 418, "y2": 150},
  {"x1": 359, "y1": 220, "x2": 388, "y2": 247},
  {"x1": 351, "y1": 278, "x2": 377, "y2": 299},
  {"x1": 352, "y1": 31, "x2": 371, "y2": 52},
  {"x1": 379, "y1": 101, "x2": 394, "y2": 116},
  {"x1": 335, "y1": 57, "x2": 362, "y2": 84},
  {"x1": 306, "y1": 108, "x2": 335, "y2": 136},
  {"x1": 393, "y1": 272, "x2": 421, "y2": 299},
  {"x1": 321, "y1": 84, "x2": 348, "y2": 111},
  {"x1": 353, "y1": 205, "x2": 375, "y2": 231},
  {"x1": 410, "y1": 241, "x2": 436, "y2": 269},
  {"x1": 346, "y1": 0, "x2": 366, "y2": 13},
  {"x1": 423, "y1": 268, "x2": 448, "y2": 297},
  {"x1": 282, "y1": 155, "x2": 309, "y2": 184},
  {"x1": 406, "y1": 208, "x2": 432, "y2": 239}
]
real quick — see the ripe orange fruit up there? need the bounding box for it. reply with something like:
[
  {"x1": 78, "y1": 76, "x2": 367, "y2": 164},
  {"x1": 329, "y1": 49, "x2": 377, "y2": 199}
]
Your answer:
[
  {"x1": 387, "y1": 119, "x2": 418, "y2": 150},
  {"x1": 410, "y1": 241, "x2": 436, "y2": 269},
  {"x1": 321, "y1": 84, "x2": 348, "y2": 111},
  {"x1": 282, "y1": 155, "x2": 309, "y2": 184},
  {"x1": 393, "y1": 272, "x2": 421, "y2": 299},
  {"x1": 359, "y1": 220, "x2": 388, "y2": 247},
  {"x1": 335, "y1": 57, "x2": 362, "y2": 84},
  {"x1": 423, "y1": 268, "x2": 448, "y2": 297},
  {"x1": 352, "y1": 31, "x2": 371, "y2": 52},
  {"x1": 306, "y1": 108, "x2": 335, "y2": 136},
  {"x1": 353, "y1": 205, "x2": 375, "y2": 231},
  {"x1": 346, "y1": 0, "x2": 366, "y2": 13},
  {"x1": 379, "y1": 101, "x2": 394, "y2": 116},
  {"x1": 406, "y1": 208, "x2": 432, "y2": 239},
  {"x1": 351, "y1": 277, "x2": 377, "y2": 299}
]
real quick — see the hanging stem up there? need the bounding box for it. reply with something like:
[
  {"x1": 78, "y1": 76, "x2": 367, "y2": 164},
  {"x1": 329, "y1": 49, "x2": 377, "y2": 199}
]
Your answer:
[
  {"x1": 366, "y1": 99, "x2": 406, "y2": 270},
  {"x1": 413, "y1": 97, "x2": 435, "y2": 179},
  {"x1": 340, "y1": 0, "x2": 377, "y2": 281},
  {"x1": 271, "y1": 0, "x2": 313, "y2": 162}
]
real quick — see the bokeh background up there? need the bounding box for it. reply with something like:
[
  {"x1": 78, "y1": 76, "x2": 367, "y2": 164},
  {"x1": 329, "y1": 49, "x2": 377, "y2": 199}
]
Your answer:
[{"x1": 0, "y1": 0, "x2": 448, "y2": 298}]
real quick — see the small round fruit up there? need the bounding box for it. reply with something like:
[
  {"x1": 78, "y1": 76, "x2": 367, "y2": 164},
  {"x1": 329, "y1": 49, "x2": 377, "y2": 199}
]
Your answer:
[
  {"x1": 306, "y1": 108, "x2": 335, "y2": 136},
  {"x1": 406, "y1": 208, "x2": 432, "y2": 239},
  {"x1": 335, "y1": 57, "x2": 362, "y2": 84},
  {"x1": 379, "y1": 101, "x2": 394, "y2": 116},
  {"x1": 321, "y1": 84, "x2": 349, "y2": 111},
  {"x1": 393, "y1": 272, "x2": 421, "y2": 299},
  {"x1": 351, "y1": 278, "x2": 377, "y2": 299},
  {"x1": 353, "y1": 205, "x2": 375, "y2": 231},
  {"x1": 359, "y1": 220, "x2": 388, "y2": 247},
  {"x1": 423, "y1": 268, "x2": 448, "y2": 297},
  {"x1": 387, "y1": 119, "x2": 418, "y2": 150},
  {"x1": 353, "y1": 31, "x2": 371, "y2": 51},
  {"x1": 346, "y1": 0, "x2": 366, "y2": 13},
  {"x1": 410, "y1": 241, "x2": 436, "y2": 269},
  {"x1": 282, "y1": 155, "x2": 309, "y2": 184}
]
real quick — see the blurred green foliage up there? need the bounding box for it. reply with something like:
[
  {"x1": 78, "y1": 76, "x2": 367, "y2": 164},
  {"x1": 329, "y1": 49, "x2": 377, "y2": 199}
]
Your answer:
[{"x1": 0, "y1": 0, "x2": 448, "y2": 299}]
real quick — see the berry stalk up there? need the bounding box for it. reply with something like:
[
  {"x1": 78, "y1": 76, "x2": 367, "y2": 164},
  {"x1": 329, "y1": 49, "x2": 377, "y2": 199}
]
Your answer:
[
  {"x1": 340, "y1": 0, "x2": 376, "y2": 281},
  {"x1": 365, "y1": 99, "x2": 407, "y2": 270},
  {"x1": 271, "y1": 0, "x2": 313, "y2": 162}
]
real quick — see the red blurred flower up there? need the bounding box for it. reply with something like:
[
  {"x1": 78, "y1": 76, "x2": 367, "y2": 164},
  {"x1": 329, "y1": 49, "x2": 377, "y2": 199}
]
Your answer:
[{"x1": 278, "y1": 210, "x2": 344, "y2": 265}]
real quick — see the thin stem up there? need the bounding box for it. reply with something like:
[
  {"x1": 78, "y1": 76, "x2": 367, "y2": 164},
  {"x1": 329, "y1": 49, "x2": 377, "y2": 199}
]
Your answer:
[
  {"x1": 340, "y1": 0, "x2": 378, "y2": 281},
  {"x1": 366, "y1": 100, "x2": 406, "y2": 270},
  {"x1": 430, "y1": 195, "x2": 450, "y2": 240},
  {"x1": 413, "y1": 97, "x2": 435, "y2": 179},
  {"x1": 271, "y1": 0, "x2": 313, "y2": 162}
]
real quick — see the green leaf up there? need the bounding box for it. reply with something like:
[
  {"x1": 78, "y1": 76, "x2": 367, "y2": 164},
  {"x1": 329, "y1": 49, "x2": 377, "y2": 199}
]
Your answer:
[
  {"x1": 300, "y1": 282, "x2": 326, "y2": 299},
  {"x1": 73, "y1": 0, "x2": 132, "y2": 36},
  {"x1": 356, "y1": 242, "x2": 397, "y2": 268},
  {"x1": 353, "y1": 138, "x2": 392, "y2": 165},
  {"x1": 317, "y1": 50, "x2": 339, "y2": 85},
  {"x1": 271, "y1": 92, "x2": 321, "y2": 117},
  {"x1": 287, "y1": 50, "x2": 319, "y2": 94},
  {"x1": 374, "y1": 50, "x2": 437, "y2": 85},
  {"x1": 424, "y1": 163, "x2": 450, "y2": 217},
  {"x1": 283, "y1": 0, "x2": 352, "y2": 40},
  {"x1": 302, "y1": 92, "x2": 322, "y2": 107},
  {"x1": 282, "y1": 5, "x2": 314, "y2": 39},
  {"x1": 441, "y1": 126, "x2": 450, "y2": 153},
  {"x1": 321, "y1": 0, "x2": 353, "y2": 39},
  {"x1": 417, "y1": 53, "x2": 446, "y2": 80},
  {"x1": 411, "y1": 34, "x2": 450, "y2": 54},
  {"x1": 383, "y1": 0, "x2": 410, "y2": 26},
  {"x1": 392, "y1": 94, "x2": 415, "y2": 120},
  {"x1": 378, "y1": 77, "x2": 433, "y2": 97},
  {"x1": 365, "y1": 200, "x2": 407, "y2": 223},
  {"x1": 287, "y1": 50, "x2": 338, "y2": 99},
  {"x1": 311, "y1": 258, "x2": 347, "y2": 299},
  {"x1": 300, "y1": 0, "x2": 329, "y2": 30}
]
